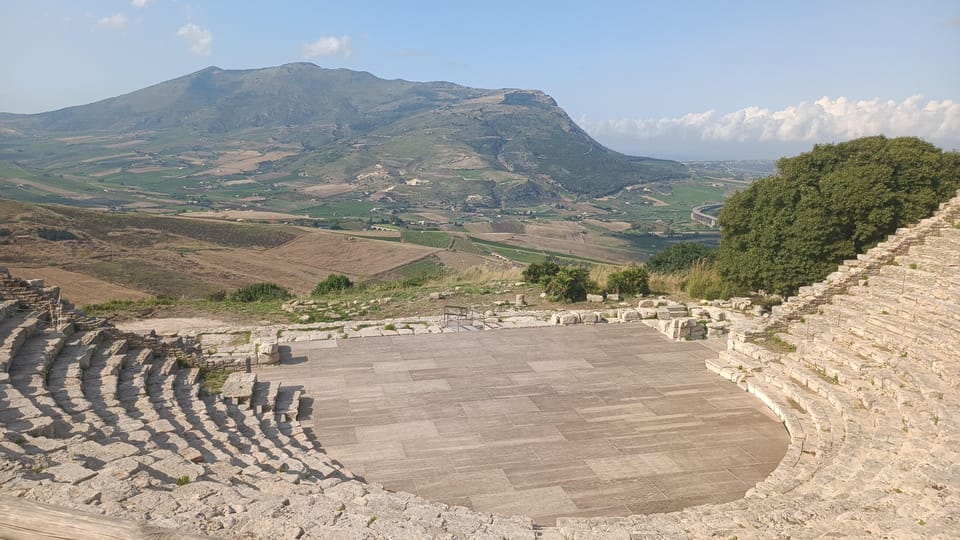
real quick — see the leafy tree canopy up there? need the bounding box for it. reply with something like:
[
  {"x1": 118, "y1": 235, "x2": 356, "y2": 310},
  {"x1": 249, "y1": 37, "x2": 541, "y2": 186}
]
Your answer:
[
  {"x1": 544, "y1": 266, "x2": 593, "y2": 302},
  {"x1": 646, "y1": 242, "x2": 716, "y2": 273},
  {"x1": 522, "y1": 260, "x2": 561, "y2": 284},
  {"x1": 606, "y1": 265, "x2": 650, "y2": 296},
  {"x1": 716, "y1": 136, "x2": 960, "y2": 295}
]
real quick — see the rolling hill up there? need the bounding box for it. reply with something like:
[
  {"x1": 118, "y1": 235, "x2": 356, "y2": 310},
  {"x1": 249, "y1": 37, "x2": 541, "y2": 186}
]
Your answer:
[{"x1": 0, "y1": 63, "x2": 686, "y2": 204}]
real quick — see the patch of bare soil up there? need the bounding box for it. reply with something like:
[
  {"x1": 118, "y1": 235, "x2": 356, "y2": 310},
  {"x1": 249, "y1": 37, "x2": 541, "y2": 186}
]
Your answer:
[
  {"x1": 267, "y1": 231, "x2": 439, "y2": 277},
  {"x1": 478, "y1": 232, "x2": 639, "y2": 264},
  {"x1": 7, "y1": 266, "x2": 150, "y2": 305},
  {"x1": 197, "y1": 150, "x2": 298, "y2": 176},
  {"x1": 463, "y1": 223, "x2": 492, "y2": 234},
  {"x1": 182, "y1": 210, "x2": 305, "y2": 221},
  {"x1": 320, "y1": 229, "x2": 401, "y2": 239},
  {"x1": 583, "y1": 219, "x2": 633, "y2": 232},
  {"x1": 291, "y1": 182, "x2": 358, "y2": 198},
  {"x1": 433, "y1": 251, "x2": 505, "y2": 272},
  {"x1": 4, "y1": 178, "x2": 90, "y2": 198},
  {"x1": 523, "y1": 222, "x2": 587, "y2": 239}
]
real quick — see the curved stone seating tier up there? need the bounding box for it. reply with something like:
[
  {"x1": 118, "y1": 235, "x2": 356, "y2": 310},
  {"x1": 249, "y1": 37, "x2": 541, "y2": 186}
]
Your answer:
[
  {"x1": 0, "y1": 272, "x2": 537, "y2": 538},
  {"x1": 1, "y1": 190, "x2": 959, "y2": 539},
  {"x1": 553, "y1": 192, "x2": 960, "y2": 538}
]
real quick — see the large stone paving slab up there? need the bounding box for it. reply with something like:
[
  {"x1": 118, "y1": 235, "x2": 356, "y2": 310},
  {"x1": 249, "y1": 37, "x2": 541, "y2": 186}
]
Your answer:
[{"x1": 256, "y1": 324, "x2": 788, "y2": 526}]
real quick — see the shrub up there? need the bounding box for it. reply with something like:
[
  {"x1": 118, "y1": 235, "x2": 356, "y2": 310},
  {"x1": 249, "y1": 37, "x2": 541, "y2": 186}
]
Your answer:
[
  {"x1": 646, "y1": 242, "x2": 716, "y2": 273},
  {"x1": 230, "y1": 282, "x2": 291, "y2": 302},
  {"x1": 606, "y1": 265, "x2": 650, "y2": 296},
  {"x1": 522, "y1": 260, "x2": 560, "y2": 284},
  {"x1": 204, "y1": 290, "x2": 228, "y2": 301},
  {"x1": 175, "y1": 475, "x2": 191, "y2": 486},
  {"x1": 36, "y1": 228, "x2": 78, "y2": 241},
  {"x1": 544, "y1": 266, "x2": 593, "y2": 302},
  {"x1": 312, "y1": 274, "x2": 353, "y2": 296}
]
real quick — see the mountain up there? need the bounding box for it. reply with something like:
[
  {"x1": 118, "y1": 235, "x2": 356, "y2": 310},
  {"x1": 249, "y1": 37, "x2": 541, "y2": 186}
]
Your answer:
[{"x1": 0, "y1": 63, "x2": 686, "y2": 201}]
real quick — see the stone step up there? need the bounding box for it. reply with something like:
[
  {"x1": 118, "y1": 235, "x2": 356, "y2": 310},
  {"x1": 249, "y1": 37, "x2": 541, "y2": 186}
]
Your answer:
[
  {"x1": 709, "y1": 348, "x2": 829, "y2": 495},
  {"x1": 866, "y1": 272, "x2": 960, "y2": 304},
  {"x1": 0, "y1": 307, "x2": 34, "y2": 349},
  {"x1": 273, "y1": 387, "x2": 301, "y2": 422},
  {"x1": 0, "y1": 313, "x2": 44, "y2": 374},
  {"x1": 9, "y1": 330, "x2": 69, "y2": 386},
  {"x1": 827, "y1": 329, "x2": 956, "y2": 395},
  {"x1": 817, "y1": 302, "x2": 958, "y2": 363},
  {"x1": 842, "y1": 289, "x2": 960, "y2": 337}
]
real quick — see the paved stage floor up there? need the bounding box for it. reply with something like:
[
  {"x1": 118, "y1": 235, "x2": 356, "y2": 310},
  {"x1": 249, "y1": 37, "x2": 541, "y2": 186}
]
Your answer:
[{"x1": 256, "y1": 324, "x2": 788, "y2": 526}]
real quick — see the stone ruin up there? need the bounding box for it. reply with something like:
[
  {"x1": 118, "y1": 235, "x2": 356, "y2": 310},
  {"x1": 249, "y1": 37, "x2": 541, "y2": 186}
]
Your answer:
[
  {"x1": 0, "y1": 189, "x2": 958, "y2": 538},
  {"x1": 547, "y1": 298, "x2": 736, "y2": 342}
]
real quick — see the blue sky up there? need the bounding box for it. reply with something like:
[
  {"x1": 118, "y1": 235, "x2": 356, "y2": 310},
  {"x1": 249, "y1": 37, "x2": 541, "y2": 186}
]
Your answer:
[{"x1": 2, "y1": 1, "x2": 958, "y2": 159}]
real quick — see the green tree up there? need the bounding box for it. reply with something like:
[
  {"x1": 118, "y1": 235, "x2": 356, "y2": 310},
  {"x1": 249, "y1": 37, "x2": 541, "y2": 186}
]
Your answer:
[
  {"x1": 312, "y1": 274, "x2": 353, "y2": 296},
  {"x1": 544, "y1": 267, "x2": 592, "y2": 302},
  {"x1": 606, "y1": 265, "x2": 650, "y2": 296},
  {"x1": 716, "y1": 136, "x2": 960, "y2": 295},
  {"x1": 522, "y1": 260, "x2": 560, "y2": 284},
  {"x1": 646, "y1": 242, "x2": 716, "y2": 273}
]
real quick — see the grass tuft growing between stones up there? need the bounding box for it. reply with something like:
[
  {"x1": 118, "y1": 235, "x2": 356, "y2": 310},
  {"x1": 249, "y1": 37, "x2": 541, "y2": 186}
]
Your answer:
[{"x1": 200, "y1": 368, "x2": 231, "y2": 395}]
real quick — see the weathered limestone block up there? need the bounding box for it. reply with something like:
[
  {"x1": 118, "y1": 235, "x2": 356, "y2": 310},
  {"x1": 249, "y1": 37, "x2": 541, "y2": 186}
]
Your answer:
[
  {"x1": 606, "y1": 293, "x2": 620, "y2": 301},
  {"x1": 706, "y1": 321, "x2": 731, "y2": 338},
  {"x1": 551, "y1": 312, "x2": 581, "y2": 325},
  {"x1": 47, "y1": 462, "x2": 97, "y2": 485},
  {"x1": 656, "y1": 317, "x2": 705, "y2": 340},
  {"x1": 586, "y1": 294, "x2": 604, "y2": 303},
  {"x1": 638, "y1": 299, "x2": 657, "y2": 308},
  {"x1": 515, "y1": 294, "x2": 526, "y2": 306},
  {"x1": 221, "y1": 372, "x2": 256, "y2": 405},
  {"x1": 618, "y1": 309, "x2": 640, "y2": 322},
  {"x1": 258, "y1": 342, "x2": 280, "y2": 365},
  {"x1": 666, "y1": 304, "x2": 689, "y2": 317},
  {"x1": 637, "y1": 308, "x2": 658, "y2": 319},
  {"x1": 580, "y1": 312, "x2": 603, "y2": 324}
]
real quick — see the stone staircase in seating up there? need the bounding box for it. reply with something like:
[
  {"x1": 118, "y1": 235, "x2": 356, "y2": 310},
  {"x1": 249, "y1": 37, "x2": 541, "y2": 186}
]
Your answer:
[{"x1": 0, "y1": 270, "x2": 536, "y2": 538}]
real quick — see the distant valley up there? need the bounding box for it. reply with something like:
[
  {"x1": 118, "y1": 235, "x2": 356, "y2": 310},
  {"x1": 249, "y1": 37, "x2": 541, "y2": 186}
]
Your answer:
[{"x1": 0, "y1": 63, "x2": 771, "y2": 279}]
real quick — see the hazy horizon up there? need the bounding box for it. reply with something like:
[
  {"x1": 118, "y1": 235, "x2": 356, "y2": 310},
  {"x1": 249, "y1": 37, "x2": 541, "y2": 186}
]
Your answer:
[{"x1": 2, "y1": 1, "x2": 957, "y2": 160}]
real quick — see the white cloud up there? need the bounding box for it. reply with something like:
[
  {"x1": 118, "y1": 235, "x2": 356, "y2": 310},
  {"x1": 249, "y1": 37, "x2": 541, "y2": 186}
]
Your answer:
[
  {"x1": 301, "y1": 36, "x2": 352, "y2": 58},
  {"x1": 96, "y1": 13, "x2": 128, "y2": 31},
  {"x1": 583, "y1": 96, "x2": 960, "y2": 149},
  {"x1": 131, "y1": 0, "x2": 150, "y2": 7},
  {"x1": 177, "y1": 23, "x2": 213, "y2": 56}
]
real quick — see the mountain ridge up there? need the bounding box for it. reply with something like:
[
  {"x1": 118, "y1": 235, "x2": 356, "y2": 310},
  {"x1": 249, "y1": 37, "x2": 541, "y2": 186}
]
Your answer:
[{"x1": 0, "y1": 62, "x2": 687, "y2": 198}]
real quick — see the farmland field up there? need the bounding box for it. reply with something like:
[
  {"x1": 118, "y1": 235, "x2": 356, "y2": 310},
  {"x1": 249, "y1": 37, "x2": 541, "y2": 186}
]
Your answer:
[{"x1": 400, "y1": 230, "x2": 451, "y2": 248}]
